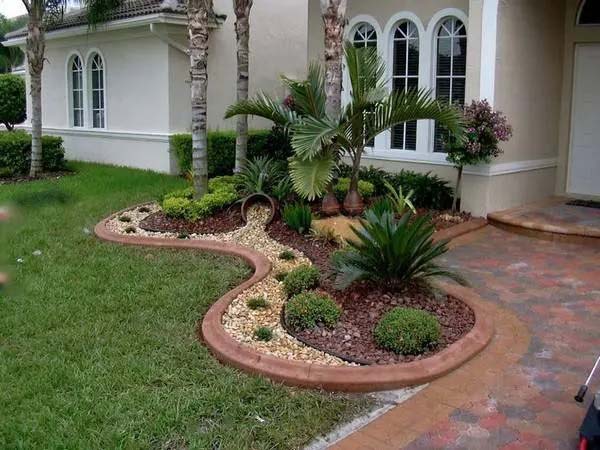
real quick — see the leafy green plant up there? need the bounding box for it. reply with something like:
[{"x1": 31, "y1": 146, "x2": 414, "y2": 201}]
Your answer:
[
  {"x1": 374, "y1": 308, "x2": 440, "y2": 354},
  {"x1": 238, "y1": 156, "x2": 283, "y2": 195},
  {"x1": 278, "y1": 250, "x2": 296, "y2": 261},
  {"x1": 282, "y1": 203, "x2": 312, "y2": 234},
  {"x1": 282, "y1": 265, "x2": 320, "y2": 297},
  {"x1": 124, "y1": 226, "x2": 136, "y2": 234},
  {"x1": 285, "y1": 292, "x2": 341, "y2": 330},
  {"x1": 274, "y1": 271, "x2": 288, "y2": 282},
  {"x1": 0, "y1": 131, "x2": 65, "y2": 177},
  {"x1": 0, "y1": 74, "x2": 26, "y2": 131},
  {"x1": 271, "y1": 176, "x2": 294, "y2": 202},
  {"x1": 333, "y1": 210, "x2": 467, "y2": 289},
  {"x1": 366, "y1": 197, "x2": 394, "y2": 218},
  {"x1": 383, "y1": 180, "x2": 416, "y2": 215},
  {"x1": 254, "y1": 326, "x2": 274, "y2": 341},
  {"x1": 170, "y1": 127, "x2": 292, "y2": 178},
  {"x1": 118, "y1": 215, "x2": 131, "y2": 223},
  {"x1": 247, "y1": 296, "x2": 269, "y2": 310},
  {"x1": 310, "y1": 226, "x2": 341, "y2": 245},
  {"x1": 138, "y1": 206, "x2": 151, "y2": 213},
  {"x1": 334, "y1": 178, "x2": 375, "y2": 201}
]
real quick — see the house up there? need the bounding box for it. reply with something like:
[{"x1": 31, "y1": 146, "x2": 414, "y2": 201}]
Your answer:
[
  {"x1": 2, "y1": 0, "x2": 308, "y2": 175},
  {"x1": 307, "y1": 0, "x2": 599, "y2": 216}
]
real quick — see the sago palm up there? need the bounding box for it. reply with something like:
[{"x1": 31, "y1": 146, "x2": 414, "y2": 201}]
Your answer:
[{"x1": 226, "y1": 43, "x2": 464, "y2": 211}]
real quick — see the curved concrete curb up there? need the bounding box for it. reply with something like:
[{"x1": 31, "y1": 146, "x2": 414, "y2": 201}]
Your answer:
[{"x1": 95, "y1": 206, "x2": 494, "y2": 392}]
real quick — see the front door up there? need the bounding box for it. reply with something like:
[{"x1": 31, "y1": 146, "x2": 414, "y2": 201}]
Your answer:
[{"x1": 569, "y1": 44, "x2": 600, "y2": 196}]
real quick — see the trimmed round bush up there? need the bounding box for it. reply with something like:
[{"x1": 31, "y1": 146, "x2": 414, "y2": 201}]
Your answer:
[
  {"x1": 282, "y1": 265, "x2": 320, "y2": 297},
  {"x1": 0, "y1": 74, "x2": 26, "y2": 131},
  {"x1": 374, "y1": 308, "x2": 441, "y2": 355},
  {"x1": 254, "y1": 326, "x2": 273, "y2": 341},
  {"x1": 285, "y1": 292, "x2": 341, "y2": 330}
]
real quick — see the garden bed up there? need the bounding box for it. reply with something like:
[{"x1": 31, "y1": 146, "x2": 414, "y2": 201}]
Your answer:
[
  {"x1": 0, "y1": 170, "x2": 72, "y2": 185},
  {"x1": 140, "y1": 207, "x2": 243, "y2": 235}
]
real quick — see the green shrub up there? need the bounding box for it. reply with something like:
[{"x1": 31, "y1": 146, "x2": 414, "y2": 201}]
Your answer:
[
  {"x1": 254, "y1": 326, "x2": 273, "y2": 341},
  {"x1": 238, "y1": 156, "x2": 285, "y2": 195},
  {"x1": 124, "y1": 226, "x2": 137, "y2": 234},
  {"x1": 374, "y1": 308, "x2": 440, "y2": 354},
  {"x1": 118, "y1": 215, "x2": 131, "y2": 223},
  {"x1": 337, "y1": 164, "x2": 453, "y2": 210},
  {"x1": 282, "y1": 203, "x2": 312, "y2": 234},
  {"x1": 0, "y1": 74, "x2": 26, "y2": 131},
  {"x1": 161, "y1": 175, "x2": 240, "y2": 221},
  {"x1": 282, "y1": 265, "x2": 320, "y2": 297},
  {"x1": 247, "y1": 296, "x2": 269, "y2": 310},
  {"x1": 274, "y1": 271, "x2": 288, "y2": 282},
  {"x1": 334, "y1": 178, "x2": 375, "y2": 201},
  {"x1": 366, "y1": 197, "x2": 394, "y2": 217},
  {"x1": 333, "y1": 210, "x2": 467, "y2": 289},
  {"x1": 285, "y1": 292, "x2": 341, "y2": 330},
  {"x1": 171, "y1": 126, "x2": 292, "y2": 177},
  {"x1": 0, "y1": 131, "x2": 66, "y2": 177},
  {"x1": 278, "y1": 250, "x2": 296, "y2": 261}
]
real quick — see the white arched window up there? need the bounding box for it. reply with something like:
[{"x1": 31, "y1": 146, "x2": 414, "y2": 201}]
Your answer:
[
  {"x1": 69, "y1": 55, "x2": 84, "y2": 127},
  {"x1": 433, "y1": 17, "x2": 467, "y2": 152},
  {"x1": 89, "y1": 53, "x2": 105, "y2": 129},
  {"x1": 352, "y1": 23, "x2": 377, "y2": 48},
  {"x1": 578, "y1": 0, "x2": 600, "y2": 25},
  {"x1": 391, "y1": 20, "x2": 419, "y2": 151}
]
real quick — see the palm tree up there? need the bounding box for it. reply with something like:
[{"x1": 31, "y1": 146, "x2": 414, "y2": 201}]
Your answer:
[
  {"x1": 0, "y1": 14, "x2": 27, "y2": 73},
  {"x1": 226, "y1": 43, "x2": 464, "y2": 214},
  {"x1": 319, "y1": 0, "x2": 346, "y2": 118},
  {"x1": 233, "y1": 0, "x2": 253, "y2": 173}
]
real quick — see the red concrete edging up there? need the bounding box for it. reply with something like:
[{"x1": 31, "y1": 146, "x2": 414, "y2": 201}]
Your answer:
[
  {"x1": 433, "y1": 217, "x2": 487, "y2": 243},
  {"x1": 95, "y1": 205, "x2": 494, "y2": 392}
]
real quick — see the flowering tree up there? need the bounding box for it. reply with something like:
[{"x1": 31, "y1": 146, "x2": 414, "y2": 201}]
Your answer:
[{"x1": 445, "y1": 100, "x2": 512, "y2": 213}]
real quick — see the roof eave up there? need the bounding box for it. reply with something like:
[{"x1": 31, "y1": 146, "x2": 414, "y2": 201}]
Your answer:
[{"x1": 2, "y1": 12, "x2": 223, "y2": 47}]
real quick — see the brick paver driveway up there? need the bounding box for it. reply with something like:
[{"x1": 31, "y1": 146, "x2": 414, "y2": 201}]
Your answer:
[{"x1": 411, "y1": 226, "x2": 600, "y2": 449}]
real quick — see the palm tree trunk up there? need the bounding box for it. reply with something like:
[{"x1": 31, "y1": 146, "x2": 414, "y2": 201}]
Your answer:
[
  {"x1": 233, "y1": 0, "x2": 252, "y2": 173},
  {"x1": 188, "y1": 0, "x2": 212, "y2": 199},
  {"x1": 26, "y1": 7, "x2": 45, "y2": 178},
  {"x1": 452, "y1": 165, "x2": 463, "y2": 213},
  {"x1": 320, "y1": 0, "x2": 346, "y2": 119}
]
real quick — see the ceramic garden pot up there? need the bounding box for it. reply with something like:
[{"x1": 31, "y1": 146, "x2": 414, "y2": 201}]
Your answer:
[
  {"x1": 240, "y1": 193, "x2": 279, "y2": 224},
  {"x1": 343, "y1": 190, "x2": 364, "y2": 216},
  {"x1": 321, "y1": 191, "x2": 341, "y2": 216}
]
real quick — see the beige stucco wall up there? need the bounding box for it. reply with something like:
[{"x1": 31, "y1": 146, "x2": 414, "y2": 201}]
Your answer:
[
  {"x1": 494, "y1": 0, "x2": 566, "y2": 164},
  {"x1": 556, "y1": 0, "x2": 600, "y2": 197}
]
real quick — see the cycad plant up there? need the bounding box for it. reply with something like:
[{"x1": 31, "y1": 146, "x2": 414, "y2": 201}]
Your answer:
[
  {"x1": 226, "y1": 42, "x2": 464, "y2": 214},
  {"x1": 332, "y1": 210, "x2": 467, "y2": 289}
]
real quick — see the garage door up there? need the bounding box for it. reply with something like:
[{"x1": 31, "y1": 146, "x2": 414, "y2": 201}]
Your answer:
[{"x1": 569, "y1": 44, "x2": 600, "y2": 196}]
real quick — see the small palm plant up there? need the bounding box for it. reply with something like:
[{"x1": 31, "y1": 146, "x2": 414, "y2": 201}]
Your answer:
[
  {"x1": 332, "y1": 210, "x2": 467, "y2": 290},
  {"x1": 226, "y1": 42, "x2": 464, "y2": 214},
  {"x1": 383, "y1": 180, "x2": 416, "y2": 215}
]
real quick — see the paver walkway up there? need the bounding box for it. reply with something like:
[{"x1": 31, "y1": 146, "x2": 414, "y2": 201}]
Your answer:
[{"x1": 334, "y1": 225, "x2": 600, "y2": 449}]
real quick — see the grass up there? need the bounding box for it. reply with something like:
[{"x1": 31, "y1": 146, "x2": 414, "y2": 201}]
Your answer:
[{"x1": 0, "y1": 163, "x2": 367, "y2": 450}]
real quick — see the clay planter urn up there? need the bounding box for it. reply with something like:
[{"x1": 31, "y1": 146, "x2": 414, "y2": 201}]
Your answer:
[
  {"x1": 343, "y1": 190, "x2": 364, "y2": 216},
  {"x1": 240, "y1": 193, "x2": 279, "y2": 224},
  {"x1": 321, "y1": 191, "x2": 341, "y2": 216}
]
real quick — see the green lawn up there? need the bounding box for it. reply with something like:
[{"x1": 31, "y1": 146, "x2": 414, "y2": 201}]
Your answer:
[{"x1": 0, "y1": 163, "x2": 365, "y2": 450}]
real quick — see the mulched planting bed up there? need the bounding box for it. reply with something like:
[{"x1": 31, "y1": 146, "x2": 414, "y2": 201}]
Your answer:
[
  {"x1": 291, "y1": 283, "x2": 475, "y2": 365},
  {"x1": 139, "y1": 208, "x2": 244, "y2": 235},
  {"x1": 425, "y1": 210, "x2": 472, "y2": 231},
  {"x1": 267, "y1": 215, "x2": 476, "y2": 365}
]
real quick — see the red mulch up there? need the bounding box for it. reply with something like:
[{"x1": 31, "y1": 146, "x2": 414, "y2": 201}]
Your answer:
[
  {"x1": 139, "y1": 208, "x2": 244, "y2": 235},
  {"x1": 267, "y1": 216, "x2": 476, "y2": 365}
]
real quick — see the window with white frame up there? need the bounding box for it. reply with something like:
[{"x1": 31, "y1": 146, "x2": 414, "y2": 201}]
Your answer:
[
  {"x1": 70, "y1": 55, "x2": 84, "y2": 127},
  {"x1": 352, "y1": 23, "x2": 377, "y2": 48},
  {"x1": 391, "y1": 20, "x2": 419, "y2": 151},
  {"x1": 579, "y1": 0, "x2": 600, "y2": 25},
  {"x1": 351, "y1": 22, "x2": 377, "y2": 147},
  {"x1": 434, "y1": 17, "x2": 467, "y2": 152},
  {"x1": 89, "y1": 53, "x2": 105, "y2": 129}
]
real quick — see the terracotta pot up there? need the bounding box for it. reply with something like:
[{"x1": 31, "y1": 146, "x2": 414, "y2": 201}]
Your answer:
[
  {"x1": 343, "y1": 189, "x2": 364, "y2": 216},
  {"x1": 321, "y1": 191, "x2": 341, "y2": 216},
  {"x1": 240, "y1": 193, "x2": 278, "y2": 224}
]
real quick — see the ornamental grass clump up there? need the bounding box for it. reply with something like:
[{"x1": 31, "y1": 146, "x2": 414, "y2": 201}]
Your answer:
[
  {"x1": 254, "y1": 326, "x2": 273, "y2": 342},
  {"x1": 282, "y1": 203, "x2": 312, "y2": 234},
  {"x1": 246, "y1": 296, "x2": 269, "y2": 310},
  {"x1": 278, "y1": 250, "x2": 296, "y2": 261},
  {"x1": 444, "y1": 100, "x2": 513, "y2": 212},
  {"x1": 285, "y1": 292, "x2": 341, "y2": 331},
  {"x1": 374, "y1": 307, "x2": 440, "y2": 354},
  {"x1": 332, "y1": 210, "x2": 467, "y2": 289},
  {"x1": 282, "y1": 265, "x2": 320, "y2": 297}
]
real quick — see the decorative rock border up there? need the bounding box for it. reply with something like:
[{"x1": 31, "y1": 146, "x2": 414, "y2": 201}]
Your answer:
[{"x1": 96, "y1": 206, "x2": 494, "y2": 392}]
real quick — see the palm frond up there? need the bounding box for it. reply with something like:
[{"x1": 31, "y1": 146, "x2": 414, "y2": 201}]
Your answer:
[
  {"x1": 282, "y1": 62, "x2": 326, "y2": 118},
  {"x1": 290, "y1": 116, "x2": 341, "y2": 160},
  {"x1": 344, "y1": 42, "x2": 387, "y2": 105},
  {"x1": 288, "y1": 153, "x2": 336, "y2": 200},
  {"x1": 224, "y1": 93, "x2": 297, "y2": 128}
]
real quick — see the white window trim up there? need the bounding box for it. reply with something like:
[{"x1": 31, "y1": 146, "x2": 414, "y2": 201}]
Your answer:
[
  {"x1": 65, "y1": 50, "x2": 86, "y2": 129},
  {"x1": 85, "y1": 48, "x2": 108, "y2": 130},
  {"x1": 577, "y1": 0, "x2": 600, "y2": 26}
]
